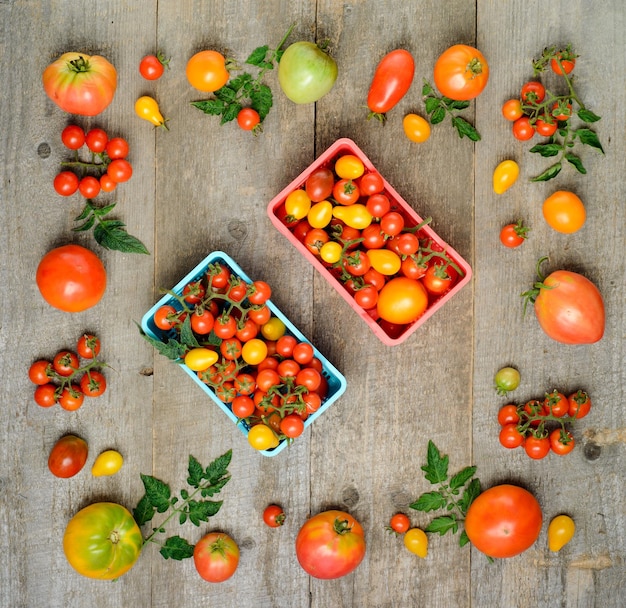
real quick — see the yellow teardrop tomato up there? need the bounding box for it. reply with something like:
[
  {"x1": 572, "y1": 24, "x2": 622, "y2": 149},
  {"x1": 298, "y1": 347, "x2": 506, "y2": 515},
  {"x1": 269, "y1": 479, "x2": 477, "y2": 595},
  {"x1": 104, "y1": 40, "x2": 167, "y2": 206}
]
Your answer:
[
  {"x1": 241, "y1": 338, "x2": 268, "y2": 366},
  {"x1": 335, "y1": 154, "x2": 365, "y2": 179},
  {"x1": 366, "y1": 249, "x2": 401, "y2": 275},
  {"x1": 320, "y1": 241, "x2": 343, "y2": 264},
  {"x1": 332, "y1": 204, "x2": 372, "y2": 229},
  {"x1": 248, "y1": 424, "x2": 279, "y2": 451},
  {"x1": 285, "y1": 189, "x2": 312, "y2": 220},
  {"x1": 542, "y1": 190, "x2": 586, "y2": 234},
  {"x1": 91, "y1": 450, "x2": 124, "y2": 477},
  {"x1": 402, "y1": 113, "x2": 431, "y2": 143},
  {"x1": 492, "y1": 159, "x2": 519, "y2": 194},
  {"x1": 307, "y1": 200, "x2": 333, "y2": 228},
  {"x1": 135, "y1": 95, "x2": 168, "y2": 129},
  {"x1": 548, "y1": 514, "x2": 575, "y2": 552},
  {"x1": 261, "y1": 317, "x2": 286, "y2": 341},
  {"x1": 184, "y1": 347, "x2": 219, "y2": 371},
  {"x1": 404, "y1": 528, "x2": 428, "y2": 558}
]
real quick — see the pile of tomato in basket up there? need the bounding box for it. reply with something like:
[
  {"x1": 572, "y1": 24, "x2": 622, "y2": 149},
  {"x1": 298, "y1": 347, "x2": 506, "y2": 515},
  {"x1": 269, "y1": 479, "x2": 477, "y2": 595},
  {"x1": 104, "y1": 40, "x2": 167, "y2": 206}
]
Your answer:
[{"x1": 275, "y1": 153, "x2": 465, "y2": 338}]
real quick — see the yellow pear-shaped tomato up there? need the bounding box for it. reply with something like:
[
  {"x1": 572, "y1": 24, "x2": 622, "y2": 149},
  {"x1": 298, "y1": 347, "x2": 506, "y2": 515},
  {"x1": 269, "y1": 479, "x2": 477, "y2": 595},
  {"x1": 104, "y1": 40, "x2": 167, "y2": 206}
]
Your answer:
[
  {"x1": 367, "y1": 249, "x2": 401, "y2": 275},
  {"x1": 493, "y1": 160, "x2": 519, "y2": 194},
  {"x1": 332, "y1": 204, "x2": 372, "y2": 229},
  {"x1": 92, "y1": 450, "x2": 124, "y2": 477},
  {"x1": 184, "y1": 347, "x2": 219, "y2": 371},
  {"x1": 135, "y1": 96, "x2": 168, "y2": 129},
  {"x1": 307, "y1": 200, "x2": 333, "y2": 228},
  {"x1": 548, "y1": 515, "x2": 575, "y2": 552}
]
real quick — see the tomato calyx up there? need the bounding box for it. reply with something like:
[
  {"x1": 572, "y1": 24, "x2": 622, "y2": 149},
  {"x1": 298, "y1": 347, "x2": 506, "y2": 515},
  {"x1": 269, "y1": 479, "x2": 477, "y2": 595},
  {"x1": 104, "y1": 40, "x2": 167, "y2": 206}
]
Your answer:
[
  {"x1": 520, "y1": 256, "x2": 555, "y2": 314},
  {"x1": 332, "y1": 516, "x2": 356, "y2": 535}
]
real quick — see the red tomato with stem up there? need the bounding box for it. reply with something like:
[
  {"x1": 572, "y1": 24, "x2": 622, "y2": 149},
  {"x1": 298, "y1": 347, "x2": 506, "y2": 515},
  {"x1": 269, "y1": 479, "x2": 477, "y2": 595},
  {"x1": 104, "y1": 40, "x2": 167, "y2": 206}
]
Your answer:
[
  {"x1": 550, "y1": 429, "x2": 575, "y2": 455},
  {"x1": 465, "y1": 485, "x2": 542, "y2": 558},
  {"x1": 524, "y1": 435, "x2": 551, "y2": 460},
  {"x1": 359, "y1": 172, "x2": 384, "y2": 196},
  {"x1": 499, "y1": 424, "x2": 525, "y2": 449},
  {"x1": 237, "y1": 108, "x2": 261, "y2": 131},
  {"x1": 193, "y1": 532, "x2": 239, "y2": 582},
  {"x1": 568, "y1": 390, "x2": 591, "y2": 419},
  {"x1": 58, "y1": 385, "x2": 85, "y2": 411},
  {"x1": 85, "y1": 128, "x2": 108, "y2": 153},
  {"x1": 105, "y1": 137, "x2": 129, "y2": 160},
  {"x1": 500, "y1": 220, "x2": 529, "y2": 248},
  {"x1": 77, "y1": 334, "x2": 101, "y2": 359},
  {"x1": 388, "y1": 513, "x2": 410, "y2": 534},
  {"x1": 263, "y1": 505, "x2": 286, "y2": 528},
  {"x1": 29, "y1": 360, "x2": 53, "y2": 385},
  {"x1": 78, "y1": 176, "x2": 101, "y2": 198},
  {"x1": 501, "y1": 99, "x2": 523, "y2": 121},
  {"x1": 520, "y1": 81, "x2": 545, "y2": 104},
  {"x1": 280, "y1": 413, "x2": 305, "y2": 438},
  {"x1": 295, "y1": 510, "x2": 366, "y2": 579},
  {"x1": 512, "y1": 116, "x2": 535, "y2": 141},
  {"x1": 497, "y1": 404, "x2": 520, "y2": 426},
  {"x1": 80, "y1": 370, "x2": 107, "y2": 397},
  {"x1": 139, "y1": 53, "x2": 169, "y2": 80},
  {"x1": 367, "y1": 49, "x2": 415, "y2": 120},
  {"x1": 48, "y1": 434, "x2": 88, "y2": 478},
  {"x1": 34, "y1": 383, "x2": 58, "y2": 407},
  {"x1": 433, "y1": 44, "x2": 489, "y2": 100}
]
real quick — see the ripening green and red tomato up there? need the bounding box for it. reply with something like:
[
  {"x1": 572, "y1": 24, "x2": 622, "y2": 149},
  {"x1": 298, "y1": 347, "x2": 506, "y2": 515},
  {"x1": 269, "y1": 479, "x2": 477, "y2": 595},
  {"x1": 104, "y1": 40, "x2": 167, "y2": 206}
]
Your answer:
[{"x1": 193, "y1": 532, "x2": 240, "y2": 582}]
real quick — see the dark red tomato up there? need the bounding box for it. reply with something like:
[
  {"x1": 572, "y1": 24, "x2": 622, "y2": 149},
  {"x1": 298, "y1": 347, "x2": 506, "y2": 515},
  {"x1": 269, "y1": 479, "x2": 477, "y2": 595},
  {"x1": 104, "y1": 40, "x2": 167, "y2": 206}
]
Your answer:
[
  {"x1": 105, "y1": 137, "x2": 129, "y2": 160},
  {"x1": 78, "y1": 176, "x2": 101, "y2": 198},
  {"x1": 48, "y1": 434, "x2": 88, "y2": 478},
  {"x1": 544, "y1": 390, "x2": 568, "y2": 417},
  {"x1": 500, "y1": 221, "x2": 529, "y2": 248},
  {"x1": 61, "y1": 125, "x2": 86, "y2": 150},
  {"x1": 367, "y1": 49, "x2": 415, "y2": 119},
  {"x1": 85, "y1": 128, "x2": 108, "y2": 153},
  {"x1": 363, "y1": 268, "x2": 386, "y2": 291},
  {"x1": 365, "y1": 193, "x2": 391, "y2": 218},
  {"x1": 29, "y1": 360, "x2": 53, "y2": 385},
  {"x1": 535, "y1": 117, "x2": 557, "y2": 137},
  {"x1": 568, "y1": 390, "x2": 591, "y2": 419},
  {"x1": 305, "y1": 167, "x2": 335, "y2": 202},
  {"x1": 512, "y1": 116, "x2": 535, "y2": 141},
  {"x1": 549, "y1": 429, "x2": 575, "y2": 455},
  {"x1": 77, "y1": 334, "x2": 101, "y2": 359},
  {"x1": 499, "y1": 424, "x2": 525, "y2": 449},
  {"x1": 280, "y1": 413, "x2": 305, "y2": 438},
  {"x1": 54, "y1": 171, "x2": 79, "y2": 196},
  {"x1": 292, "y1": 219, "x2": 312, "y2": 243},
  {"x1": 497, "y1": 404, "x2": 520, "y2": 426},
  {"x1": 34, "y1": 383, "x2": 58, "y2": 408},
  {"x1": 423, "y1": 262, "x2": 458, "y2": 296},
  {"x1": 139, "y1": 53, "x2": 168, "y2": 80},
  {"x1": 332, "y1": 179, "x2": 360, "y2": 206},
  {"x1": 520, "y1": 81, "x2": 545, "y2": 104},
  {"x1": 524, "y1": 435, "x2": 551, "y2": 460},
  {"x1": 80, "y1": 370, "x2": 107, "y2": 397},
  {"x1": 358, "y1": 172, "x2": 384, "y2": 196},
  {"x1": 53, "y1": 351, "x2": 79, "y2": 377},
  {"x1": 193, "y1": 533, "x2": 239, "y2": 583},
  {"x1": 263, "y1": 504, "x2": 286, "y2": 528}
]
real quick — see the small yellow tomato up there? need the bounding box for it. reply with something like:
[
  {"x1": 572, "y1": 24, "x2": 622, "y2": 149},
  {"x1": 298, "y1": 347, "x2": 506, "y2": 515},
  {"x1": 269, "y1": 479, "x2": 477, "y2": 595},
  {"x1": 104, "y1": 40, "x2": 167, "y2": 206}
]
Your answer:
[
  {"x1": 319, "y1": 241, "x2": 343, "y2": 264},
  {"x1": 91, "y1": 450, "x2": 124, "y2": 477},
  {"x1": 248, "y1": 424, "x2": 279, "y2": 451},
  {"x1": 367, "y1": 249, "x2": 401, "y2": 275},
  {"x1": 548, "y1": 514, "x2": 575, "y2": 552},
  {"x1": 403, "y1": 113, "x2": 431, "y2": 143},
  {"x1": 404, "y1": 528, "x2": 428, "y2": 558},
  {"x1": 542, "y1": 190, "x2": 586, "y2": 234},
  {"x1": 285, "y1": 189, "x2": 312, "y2": 220},
  {"x1": 332, "y1": 204, "x2": 372, "y2": 229},
  {"x1": 335, "y1": 154, "x2": 365, "y2": 179},
  {"x1": 492, "y1": 160, "x2": 519, "y2": 194},
  {"x1": 261, "y1": 317, "x2": 286, "y2": 341},
  {"x1": 184, "y1": 347, "x2": 219, "y2": 372},
  {"x1": 307, "y1": 200, "x2": 333, "y2": 229},
  {"x1": 135, "y1": 96, "x2": 168, "y2": 129},
  {"x1": 241, "y1": 338, "x2": 268, "y2": 366}
]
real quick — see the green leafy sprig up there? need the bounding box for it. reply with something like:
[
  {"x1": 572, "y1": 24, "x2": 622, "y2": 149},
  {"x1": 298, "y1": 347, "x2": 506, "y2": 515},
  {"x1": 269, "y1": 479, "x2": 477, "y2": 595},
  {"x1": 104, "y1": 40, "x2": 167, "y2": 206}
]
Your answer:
[
  {"x1": 134, "y1": 450, "x2": 232, "y2": 560},
  {"x1": 422, "y1": 81, "x2": 481, "y2": 141},
  {"x1": 410, "y1": 440, "x2": 481, "y2": 547}
]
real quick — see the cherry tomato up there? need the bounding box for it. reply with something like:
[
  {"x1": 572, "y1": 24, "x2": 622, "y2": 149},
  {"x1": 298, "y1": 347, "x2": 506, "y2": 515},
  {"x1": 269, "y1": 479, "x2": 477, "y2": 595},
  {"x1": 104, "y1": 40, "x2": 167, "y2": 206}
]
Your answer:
[
  {"x1": 261, "y1": 317, "x2": 286, "y2": 341},
  {"x1": 542, "y1": 190, "x2": 586, "y2": 234},
  {"x1": 184, "y1": 347, "x2": 219, "y2": 372},
  {"x1": 568, "y1": 390, "x2": 591, "y2": 419},
  {"x1": 500, "y1": 220, "x2": 529, "y2": 248},
  {"x1": 332, "y1": 179, "x2": 360, "y2": 206},
  {"x1": 544, "y1": 390, "x2": 568, "y2": 417},
  {"x1": 237, "y1": 107, "x2": 261, "y2": 131},
  {"x1": 58, "y1": 385, "x2": 84, "y2": 411},
  {"x1": 105, "y1": 137, "x2": 129, "y2": 160},
  {"x1": 53, "y1": 351, "x2": 79, "y2": 377},
  {"x1": 91, "y1": 450, "x2": 124, "y2": 476},
  {"x1": 402, "y1": 113, "x2": 431, "y2": 143},
  {"x1": 54, "y1": 171, "x2": 79, "y2": 196},
  {"x1": 535, "y1": 117, "x2": 557, "y2": 137},
  {"x1": 551, "y1": 49, "x2": 576, "y2": 75},
  {"x1": 248, "y1": 423, "x2": 279, "y2": 451},
  {"x1": 231, "y1": 394, "x2": 255, "y2": 418},
  {"x1": 380, "y1": 211, "x2": 405, "y2": 236},
  {"x1": 492, "y1": 160, "x2": 519, "y2": 194},
  {"x1": 548, "y1": 515, "x2": 575, "y2": 551},
  {"x1": 524, "y1": 435, "x2": 551, "y2": 460},
  {"x1": 48, "y1": 434, "x2": 88, "y2": 478},
  {"x1": 520, "y1": 81, "x2": 545, "y2": 104},
  {"x1": 365, "y1": 193, "x2": 391, "y2": 218},
  {"x1": 552, "y1": 101, "x2": 573, "y2": 121},
  {"x1": 358, "y1": 172, "x2": 384, "y2": 196},
  {"x1": 423, "y1": 262, "x2": 457, "y2": 296},
  {"x1": 139, "y1": 53, "x2": 169, "y2": 80},
  {"x1": 29, "y1": 360, "x2": 52, "y2": 385},
  {"x1": 512, "y1": 116, "x2": 535, "y2": 141},
  {"x1": 241, "y1": 338, "x2": 268, "y2": 366},
  {"x1": 388, "y1": 513, "x2": 410, "y2": 535},
  {"x1": 61, "y1": 124, "x2": 86, "y2": 150},
  {"x1": 354, "y1": 285, "x2": 379, "y2": 309},
  {"x1": 305, "y1": 167, "x2": 335, "y2": 202},
  {"x1": 403, "y1": 528, "x2": 428, "y2": 558},
  {"x1": 193, "y1": 532, "x2": 239, "y2": 582},
  {"x1": 135, "y1": 96, "x2": 167, "y2": 128},
  {"x1": 494, "y1": 366, "x2": 521, "y2": 396},
  {"x1": 85, "y1": 128, "x2": 108, "y2": 153},
  {"x1": 248, "y1": 280, "x2": 271, "y2": 305},
  {"x1": 263, "y1": 505, "x2": 286, "y2": 528},
  {"x1": 100, "y1": 173, "x2": 117, "y2": 193},
  {"x1": 497, "y1": 404, "x2": 520, "y2": 426},
  {"x1": 78, "y1": 176, "x2": 101, "y2": 198},
  {"x1": 213, "y1": 315, "x2": 237, "y2": 339},
  {"x1": 80, "y1": 370, "x2": 107, "y2": 397},
  {"x1": 107, "y1": 159, "x2": 133, "y2": 183},
  {"x1": 34, "y1": 383, "x2": 59, "y2": 408},
  {"x1": 549, "y1": 429, "x2": 575, "y2": 455},
  {"x1": 280, "y1": 413, "x2": 305, "y2": 438},
  {"x1": 186, "y1": 50, "x2": 229, "y2": 92},
  {"x1": 501, "y1": 99, "x2": 523, "y2": 121},
  {"x1": 367, "y1": 49, "x2": 415, "y2": 119},
  {"x1": 433, "y1": 44, "x2": 489, "y2": 100},
  {"x1": 499, "y1": 424, "x2": 525, "y2": 449}
]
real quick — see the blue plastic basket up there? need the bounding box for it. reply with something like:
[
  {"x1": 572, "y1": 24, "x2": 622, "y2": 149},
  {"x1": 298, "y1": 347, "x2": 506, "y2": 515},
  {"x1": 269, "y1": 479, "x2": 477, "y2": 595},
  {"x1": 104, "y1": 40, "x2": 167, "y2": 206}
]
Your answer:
[{"x1": 141, "y1": 251, "x2": 347, "y2": 456}]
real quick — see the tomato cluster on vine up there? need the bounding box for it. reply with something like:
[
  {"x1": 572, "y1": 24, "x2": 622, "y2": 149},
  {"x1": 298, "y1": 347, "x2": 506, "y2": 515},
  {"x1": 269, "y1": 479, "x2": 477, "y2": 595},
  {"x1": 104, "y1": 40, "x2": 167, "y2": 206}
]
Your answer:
[
  {"x1": 276, "y1": 153, "x2": 464, "y2": 338},
  {"x1": 498, "y1": 389, "x2": 591, "y2": 460},
  {"x1": 53, "y1": 124, "x2": 133, "y2": 198},
  {"x1": 149, "y1": 262, "x2": 329, "y2": 451},
  {"x1": 29, "y1": 334, "x2": 107, "y2": 411}
]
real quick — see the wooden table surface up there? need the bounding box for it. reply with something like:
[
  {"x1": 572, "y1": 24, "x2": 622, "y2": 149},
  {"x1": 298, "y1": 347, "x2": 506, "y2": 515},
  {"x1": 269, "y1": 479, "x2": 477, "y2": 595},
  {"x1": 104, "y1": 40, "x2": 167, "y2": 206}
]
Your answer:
[{"x1": 2, "y1": 1, "x2": 625, "y2": 607}]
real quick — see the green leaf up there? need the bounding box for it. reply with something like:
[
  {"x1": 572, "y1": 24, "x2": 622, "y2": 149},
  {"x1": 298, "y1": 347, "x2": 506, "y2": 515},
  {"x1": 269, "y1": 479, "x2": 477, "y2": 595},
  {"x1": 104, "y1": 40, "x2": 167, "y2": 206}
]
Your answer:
[
  {"x1": 75, "y1": 203, "x2": 94, "y2": 222},
  {"x1": 424, "y1": 96, "x2": 440, "y2": 114},
  {"x1": 159, "y1": 536, "x2": 195, "y2": 560},
  {"x1": 410, "y1": 490, "x2": 447, "y2": 512},
  {"x1": 529, "y1": 143, "x2": 561, "y2": 157},
  {"x1": 459, "y1": 530, "x2": 470, "y2": 547},
  {"x1": 422, "y1": 81, "x2": 434, "y2": 96},
  {"x1": 187, "y1": 455, "x2": 204, "y2": 488},
  {"x1": 140, "y1": 473, "x2": 172, "y2": 513},
  {"x1": 93, "y1": 221, "x2": 150, "y2": 254},
  {"x1": 457, "y1": 478, "x2": 481, "y2": 513},
  {"x1": 200, "y1": 476, "x2": 230, "y2": 497},
  {"x1": 246, "y1": 45, "x2": 270, "y2": 67},
  {"x1": 250, "y1": 84, "x2": 273, "y2": 121},
  {"x1": 430, "y1": 106, "x2": 446, "y2": 125},
  {"x1": 531, "y1": 162, "x2": 562, "y2": 182},
  {"x1": 133, "y1": 494, "x2": 156, "y2": 527},
  {"x1": 93, "y1": 202, "x2": 117, "y2": 217},
  {"x1": 421, "y1": 440, "x2": 448, "y2": 485},
  {"x1": 445, "y1": 98, "x2": 470, "y2": 111},
  {"x1": 191, "y1": 99, "x2": 226, "y2": 116},
  {"x1": 73, "y1": 215, "x2": 96, "y2": 232},
  {"x1": 179, "y1": 315, "x2": 201, "y2": 349},
  {"x1": 187, "y1": 499, "x2": 223, "y2": 526},
  {"x1": 220, "y1": 102, "x2": 241, "y2": 125},
  {"x1": 225, "y1": 73, "x2": 253, "y2": 96},
  {"x1": 577, "y1": 108, "x2": 601, "y2": 123},
  {"x1": 449, "y1": 466, "x2": 477, "y2": 491},
  {"x1": 452, "y1": 116, "x2": 481, "y2": 141},
  {"x1": 425, "y1": 515, "x2": 458, "y2": 536},
  {"x1": 565, "y1": 153, "x2": 587, "y2": 174},
  {"x1": 179, "y1": 512, "x2": 187, "y2": 525},
  {"x1": 576, "y1": 128, "x2": 604, "y2": 153}
]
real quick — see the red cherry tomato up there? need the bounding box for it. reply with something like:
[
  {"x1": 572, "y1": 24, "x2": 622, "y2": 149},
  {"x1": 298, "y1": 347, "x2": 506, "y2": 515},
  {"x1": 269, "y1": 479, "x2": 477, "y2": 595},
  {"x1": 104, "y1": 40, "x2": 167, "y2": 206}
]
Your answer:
[{"x1": 263, "y1": 505, "x2": 286, "y2": 528}]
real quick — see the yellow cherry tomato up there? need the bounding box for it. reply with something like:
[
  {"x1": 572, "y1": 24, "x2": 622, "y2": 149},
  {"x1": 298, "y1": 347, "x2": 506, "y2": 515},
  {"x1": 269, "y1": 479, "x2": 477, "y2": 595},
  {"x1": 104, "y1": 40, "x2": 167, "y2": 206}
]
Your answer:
[
  {"x1": 261, "y1": 317, "x2": 286, "y2": 341},
  {"x1": 403, "y1": 113, "x2": 431, "y2": 143},
  {"x1": 91, "y1": 450, "x2": 124, "y2": 477},
  {"x1": 404, "y1": 528, "x2": 428, "y2": 558},
  {"x1": 307, "y1": 200, "x2": 333, "y2": 228},
  {"x1": 335, "y1": 154, "x2": 365, "y2": 179},
  {"x1": 134, "y1": 96, "x2": 168, "y2": 129},
  {"x1": 332, "y1": 204, "x2": 372, "y2": 229},
  {"x1": 319, "y1": 241, "x2": 343, "y2": 264},
  {"x1": 492, "y1": 160, "x2": 519, "y2": 194},
  {"x1": 548, "y1": 515, "x2": 575, "y2": 552},
  {"x1": 367, "y1": 249, "x2": 401, "y2": 275},
  {"x1": 248, "y1": 424, "x2": 279, "y2": 451},
  {"x1": 542, "y1": 190, "x2": 586, "y2": 234},
  {"x1": 184, "y1": 347, "x2": 219, "y2": 371},
  {"x1": 241, "y1": 338, "x2": 268, "y2": 366},
  {"x1": 285, "y1": 189, "x2": 312, "y2": 220}
]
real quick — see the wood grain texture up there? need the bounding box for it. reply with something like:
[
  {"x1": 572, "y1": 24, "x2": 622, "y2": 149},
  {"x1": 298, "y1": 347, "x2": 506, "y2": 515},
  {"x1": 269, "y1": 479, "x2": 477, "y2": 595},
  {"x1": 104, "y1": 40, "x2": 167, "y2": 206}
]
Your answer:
[{"x1": 1, "y1": 0, "x2": 624, "y2": 607}]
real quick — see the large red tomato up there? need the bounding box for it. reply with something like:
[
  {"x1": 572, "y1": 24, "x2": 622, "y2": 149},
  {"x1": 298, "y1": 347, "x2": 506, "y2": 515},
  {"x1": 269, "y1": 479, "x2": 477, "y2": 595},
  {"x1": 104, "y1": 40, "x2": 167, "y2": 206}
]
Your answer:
[
  {"x1": 465, "y1": 485, "x2": 542, "y2": 558},
  {"x1": 530, "y1": 268, "x2": 605, "y2": 344},
  {"x1": 295, "y1": 510, "x2": 366, "y2": 579},
  {"x1": 63, "y1": 502, "x2": 143, "y2": 579},
  {"x1": 42, "y1": 52, "x2": 117, "y2": 116},
  {"x1": 193, "y1": 532, "x2": 239, "y2": 582},
  {"x1": 433, "y1": 44, "x2": 489, "y2": 100},
  {"x1": 36, "y1": 244, "x2": 107, "y2": 312}
]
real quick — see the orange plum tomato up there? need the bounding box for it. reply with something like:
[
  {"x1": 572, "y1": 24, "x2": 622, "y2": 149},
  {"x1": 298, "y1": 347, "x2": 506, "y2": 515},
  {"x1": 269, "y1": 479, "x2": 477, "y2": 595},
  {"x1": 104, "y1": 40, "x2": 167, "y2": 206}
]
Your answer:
[
  {"x1": 376, "y1": 277, "x2": 428, "y2": 325},
  {"x1": 542, "y1": 190, "x2": 586, "y2": 234}
]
